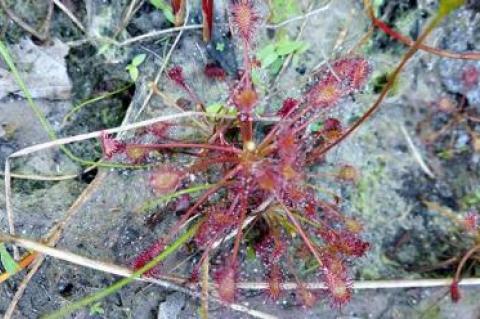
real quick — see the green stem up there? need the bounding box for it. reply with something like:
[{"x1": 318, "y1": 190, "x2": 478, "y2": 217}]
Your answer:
[
  {"x1": 137, "y1": 183, "x2": 214, "y2": 213},
  {"x1": 62, "y1": 84, "x2": 132, "y2": 124},
  {"x1": 42, "y1": 221, "x2": 200, "y2": 319}
]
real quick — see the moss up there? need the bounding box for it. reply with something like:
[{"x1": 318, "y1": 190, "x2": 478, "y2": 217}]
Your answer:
[
  {"x1": 11, "y1": 178, "x2": 58, "y2": 195},
  {"x1": 420, "y1": 304, "x2": 442, "y2": 319},
  {"x1": 352, "y1": 159, "x2": 386, "y2": 218}
]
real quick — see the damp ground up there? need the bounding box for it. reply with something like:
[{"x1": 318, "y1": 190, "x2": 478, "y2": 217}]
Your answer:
[{"x1": 1, "y1": 0, "x2": 480, "y2": 318}]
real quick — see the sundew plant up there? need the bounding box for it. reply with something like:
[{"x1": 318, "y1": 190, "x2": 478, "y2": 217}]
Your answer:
[{"x1": 103, "y1": 0, "x2": 371, "y2": 308}]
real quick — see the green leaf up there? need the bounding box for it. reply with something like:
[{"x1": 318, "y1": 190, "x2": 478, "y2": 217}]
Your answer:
[
  {"x1": 308, "y1": 121, "x2": 323, "y2": 133},
  {"x1": 251, "y1": 68, "x2": 266, "y2": 91},
  {"x1": 128, "y1": 67, "x2": 139, "y2": 81},
  {"x1": 205, "y1": 102, "x2": 224, "y2": 115},
  {"x1": 163, "y1": 9, "x2": 175, "y2": 24},
  {"x1": 257, "y1": 43, "x2": 279, "y2": 68},
  {"x1": 150, "y1": 0, "x2": 175, "y2": 23},
  {"x1": 131, "y1": 54, "x2": 147, "y2": 67},
  {"x1": 89, "y1": 302, "x2": 105, "y2": 315},
  {"x1": 275, "y1": 39, "x2": 309, "y2": 56},
  {"x1": 205, "y1": 103, "x2": 237, "y2": 120},
  {"x1": 438, "y1": 0, "x2": 465, "y2": 17},
  {"x1": 0, "y1": 243, "x2": 20, "y2": 274},
  {"x1": 269, "y1": 57, "x2": 285, "y2": 75},
  {"x1": 246, "y1": 245, "x2": 256, "y2": 261},
  {"x1": 215, "y1": 42, "x2": 225, "y2": 52}
]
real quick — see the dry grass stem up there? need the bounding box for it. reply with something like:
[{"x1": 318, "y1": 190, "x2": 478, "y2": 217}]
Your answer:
[
  {"x1": 52, "y1": 0, "x2": 86, "y2": 32},
  {"x1": 400, "y1": 124, "x2": 435, "y2": 179}
]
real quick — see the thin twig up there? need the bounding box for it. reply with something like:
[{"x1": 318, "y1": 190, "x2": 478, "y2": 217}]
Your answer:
[
  {"x1": 0, "y1": 171, "x2": 79, "y2": 181},
  {"x1": 8, "y1": 112, "x2": 278, "y2": 160},
  {"x1": 52, "y1": 0, "x2": 86, "y2": 33},
  {"x1": 236, "y1": 278, "x2": 480, "y2": 290},
  {"x1": 8, "y1": 112, "x2": 201, "y2": 158},
  {"x1": 4, "y1": 159, "x2": 18, "y2": 259},
  {"x1": 400, "y1": 124, "x2": 435, "y2": 179},
  {"x1": 264, "y1": 0, "x2": 332, "y2": 29},
  {"x1": 39, "y1": 0, "x2": 55, "y2": 36},
  {"x1": 120, "y1": 24, "x2": 202, "y2": 46},
  {"x1": 114, "y1": 0, "x2": 145, "y2": 38}
]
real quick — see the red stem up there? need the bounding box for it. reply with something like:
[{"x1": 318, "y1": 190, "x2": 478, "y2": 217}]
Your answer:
[
  {"x1": 230, "y1": 193, "x2": 248, "y2": 263},
  {"x1": 277, "y1": 198, "x2": 324, "y2": 268},
  {"x1": 128, "y1": 142, "x2": 242, "y2": 154},
  {"x1": 162, "y1": 165, "x2": 243, "y2": 244}
]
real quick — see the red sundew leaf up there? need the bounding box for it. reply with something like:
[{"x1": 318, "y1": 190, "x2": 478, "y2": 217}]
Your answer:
[
  {"x1": 171, "y1": 0, "x2": 186, "y2": 26},
  {"x1": 323, "y1": 118, "x2": 342, "y2": 132},
  {"x1": 230, "y1": 0, "x2": 261, "y2": 43},
  {"x1": 462, "y1": 211, "x2": 478, "y2": 233},
  {"x1": 125, "y1": 145, "x2": 148, "y2": 163},
  {"x1": 215, "y1": 266, "x2": 237, "y2": 303},
  {"x1": 308, "y1": 58, "x2": 371, "y2": 107},
  {"x1": 204, "y1": 63, "x2": 226, "y2": 80},
  {"x1": 297, "y1": 283, "x2": 317, "y2": 308},
  {"x1": 255, "y1": 231, "x2": 285, "y2": 264},
  {"x1": 322, "y1": 256, "x2": 352, "y2": 307},
  {"x1": 307, "y1": 79, "x2": 342, "y2": 108},
  {"x1": 278, "y1": 130, "x2": 296, "y2": 150},
  {"x1": 149, "y1": 165, "x2": 184, "y2": 195},
  {"x1": 233, "y1": 88, "x2": 257, "y2": 111},
  {"x1": 450, "y1": 280, "x2": 461, "y2": 302},
  {"x1": 267, "y1": 264, "x2": 283, "y2": 300},
  {"x1": 277, "y1": 97, "x2": 299, "y2": 117},
  {"x1": 325, "y1": 272, "x2": 351, "y2": 307},
  {"x1": 319, "y1": 229, "x2": 369, "y2": 257},
  {"x1": 462, "y1": 65, "x2": 479, "y2": 88},
  {"x1": 168, "y1": 66, "x2": 187, "y2": 88},
  {"x1": 318, "y1": 117, "x2": 343, "y2": 142},
  {"x1": 202, "y1": 0, "x2": 214, "y2": 42},
  {"x1": 148, "y1": 122, "x2": 171, "y2": 138},
  {"x1": 255, "y1": 168, "x2": 281, "y2": 192},
  {"x1": 281, "y1": 163, "x2": 299, "y2": 181},
  {"x1": 336, "y1": 165, "x2": 359, "y2": 182},
  {"x1": 331, "y1": 58, "x2": 371, "y2": 94},
  {"x1": 100, "y1": 131, "x2": 124, "y2": 159},
  {"x1": 194, "y1": 209, "x2": 237, "y2": 247},
  {"x1": 345, "y1": 218, "x2": 364, "y2": 233},
  {"x1": 305, "y1": 200, "x2": 317, "y2": 218}
]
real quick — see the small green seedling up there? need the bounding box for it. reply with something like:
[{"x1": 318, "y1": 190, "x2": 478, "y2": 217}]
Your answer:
[
  {"x1": 89, "y1": 302, "x2": 105, "y2": 316},
  {"x1": 205, "y1": 102, "x2": 237, "y2": 120},
  {"x1": 126, "y1": 54, "x2": 147, "y2": 82},
  {"x1": 257, "y1": 37, "x2": 310, "y2": 74}
]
